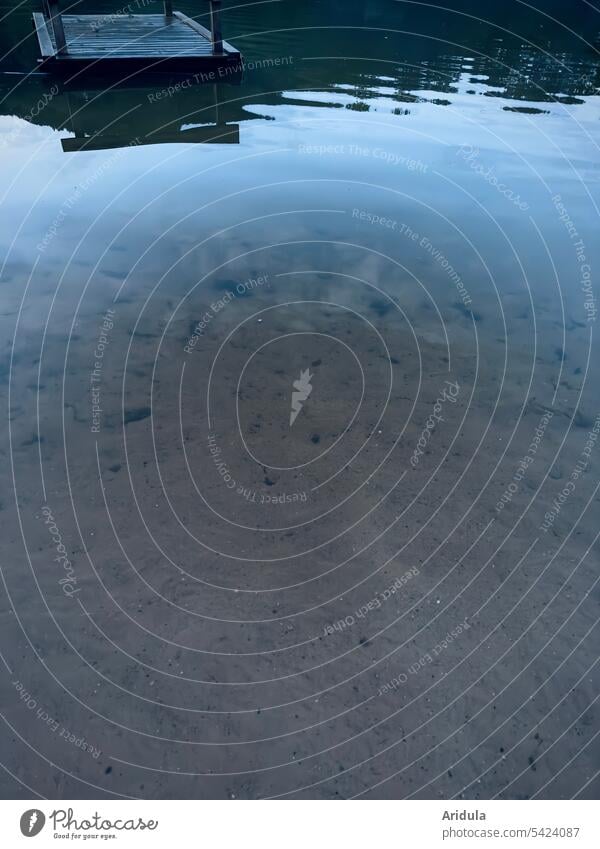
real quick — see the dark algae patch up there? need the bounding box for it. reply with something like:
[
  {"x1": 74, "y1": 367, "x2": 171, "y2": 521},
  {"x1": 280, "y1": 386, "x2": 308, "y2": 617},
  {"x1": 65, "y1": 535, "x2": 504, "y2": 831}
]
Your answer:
[{"x1": 124, "y1": 407, "x2": 152, "y2": 425}]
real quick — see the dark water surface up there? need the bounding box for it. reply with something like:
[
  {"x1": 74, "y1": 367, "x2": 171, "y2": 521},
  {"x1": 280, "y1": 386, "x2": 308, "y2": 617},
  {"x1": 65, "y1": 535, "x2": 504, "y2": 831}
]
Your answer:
[{"x1": 0, "y1": 0, "x2": 599, "y2": 800}]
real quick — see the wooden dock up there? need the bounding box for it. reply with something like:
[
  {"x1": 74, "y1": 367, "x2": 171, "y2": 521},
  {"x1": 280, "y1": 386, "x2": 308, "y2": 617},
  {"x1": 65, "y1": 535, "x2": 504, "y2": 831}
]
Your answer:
[{"x1": 32, "y1": 0, "x2": 242, "y2": 77}]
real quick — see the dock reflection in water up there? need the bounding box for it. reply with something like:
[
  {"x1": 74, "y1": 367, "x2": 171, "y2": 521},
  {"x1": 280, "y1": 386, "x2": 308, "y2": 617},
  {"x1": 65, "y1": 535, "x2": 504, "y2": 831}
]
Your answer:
[{"x1": 1, "y1": 73, "x2": 241, "y2": 150}]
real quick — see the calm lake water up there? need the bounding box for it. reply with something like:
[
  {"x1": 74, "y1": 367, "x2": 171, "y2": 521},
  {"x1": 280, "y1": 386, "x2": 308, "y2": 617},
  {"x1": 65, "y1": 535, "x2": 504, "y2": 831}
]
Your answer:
[{"x1": 0, "y1": 0, "x2": 599, "y2": 800}]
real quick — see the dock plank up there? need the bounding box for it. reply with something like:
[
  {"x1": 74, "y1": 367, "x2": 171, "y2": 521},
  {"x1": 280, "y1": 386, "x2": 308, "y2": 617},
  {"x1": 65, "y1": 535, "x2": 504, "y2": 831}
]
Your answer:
[
  {"x1": 172, "y1": 11, "x2": 239, "y2": 54},
  {"x1": 32, "y1": 12, "x2": 56, "y2": 58}
]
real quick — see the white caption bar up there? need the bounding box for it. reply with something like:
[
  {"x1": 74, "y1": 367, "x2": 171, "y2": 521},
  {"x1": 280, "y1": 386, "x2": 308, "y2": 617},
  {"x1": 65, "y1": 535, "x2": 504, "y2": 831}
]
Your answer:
[{"x1": 0, "y1": 800, "x2": 597, "y2": 848}]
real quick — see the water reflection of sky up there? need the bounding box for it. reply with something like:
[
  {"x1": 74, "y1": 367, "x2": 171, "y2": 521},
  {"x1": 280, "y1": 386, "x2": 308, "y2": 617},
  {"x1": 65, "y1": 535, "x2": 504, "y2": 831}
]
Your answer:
[{"x1": 1, "y1": 0, "x2": 600, "y2": 802}]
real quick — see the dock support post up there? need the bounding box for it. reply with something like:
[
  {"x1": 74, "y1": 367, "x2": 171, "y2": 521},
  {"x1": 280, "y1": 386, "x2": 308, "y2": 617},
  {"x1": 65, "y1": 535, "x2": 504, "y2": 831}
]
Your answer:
[
  {"x1": 209, "y1": 0, "x2": 223, "y2": 55},
  {"x1": 47, "y1": 0, "x2": 68, "y2": 54},
  {"x1": 163, "y1": 0, "x2": 173, "y2": 17}
]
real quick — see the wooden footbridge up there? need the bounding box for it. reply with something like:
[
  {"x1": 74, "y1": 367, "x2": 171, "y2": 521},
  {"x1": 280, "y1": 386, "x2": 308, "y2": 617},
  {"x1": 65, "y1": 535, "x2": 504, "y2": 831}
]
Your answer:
[{"x1": 32, "y1": 0, "x2": 242, "y2": 76}]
